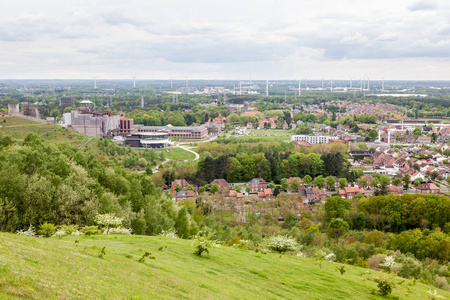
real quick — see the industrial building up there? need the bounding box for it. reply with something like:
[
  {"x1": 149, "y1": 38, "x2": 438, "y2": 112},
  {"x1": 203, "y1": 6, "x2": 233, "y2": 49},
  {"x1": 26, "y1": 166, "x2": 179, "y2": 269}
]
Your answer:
[{"x1": 138, "y1": 124, "x2": 208, "y2": 139}]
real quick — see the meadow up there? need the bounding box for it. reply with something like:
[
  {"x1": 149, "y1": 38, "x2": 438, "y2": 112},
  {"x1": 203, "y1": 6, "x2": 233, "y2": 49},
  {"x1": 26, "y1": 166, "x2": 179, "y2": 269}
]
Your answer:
[{"x1": 1, "y1": 233, "x2": 448, "y2": 300}]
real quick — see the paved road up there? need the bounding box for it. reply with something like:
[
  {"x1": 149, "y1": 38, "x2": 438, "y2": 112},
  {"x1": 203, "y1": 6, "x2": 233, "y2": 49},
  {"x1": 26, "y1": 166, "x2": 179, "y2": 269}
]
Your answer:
[
  {"x1": 78, "y1": 137, "x2": 93, "y2": 149},
  {"x1": 177, "y1": 145, "x2": 200, "y2": 160}
]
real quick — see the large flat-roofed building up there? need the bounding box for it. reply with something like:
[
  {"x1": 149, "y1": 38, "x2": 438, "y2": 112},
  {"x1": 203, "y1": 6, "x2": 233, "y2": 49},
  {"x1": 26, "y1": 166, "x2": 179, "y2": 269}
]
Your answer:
[
  {"x1": 70, "y1": 109, "x2": 121, "y2": 138},
  {"x1": 124, "y1": 132, "x2": 170, "y2": 148},
  {"x1": 290, "y1": 135, "x2": 337, "y2": 145},
  {"x1": 138, "y1": 124, "x2": 208, "y2": 139}
]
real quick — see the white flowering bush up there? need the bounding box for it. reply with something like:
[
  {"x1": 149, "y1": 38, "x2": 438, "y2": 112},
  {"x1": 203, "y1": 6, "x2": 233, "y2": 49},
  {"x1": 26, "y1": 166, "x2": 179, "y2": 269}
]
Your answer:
[
  {"x1": 158, "y1": 229, "x2": 178, "y2": 239},
  {"x1": 71, "y1": 230, "x2": 83, "y2": 236},
  {"x1": 105, "y1": 227, "x2": 132, "y2": 235},
  {"x1": 263, "y1": 236, "x2": 298, "y2": 254},
  {"x1": 325, "y1": 253, "x2": 336, "y2": 262},
  {"x1": 53, "y1": 230, "x2": 67, "y2": 237},
  {"x1": 381, "y1": 256, "x2": 396, "y2": 273},
  {"x1": 16, "y1": 225, "x2": 36, "y2": 237},
  {"x1": 94, "y1": 213, "x2": 123, "y2": 234}
]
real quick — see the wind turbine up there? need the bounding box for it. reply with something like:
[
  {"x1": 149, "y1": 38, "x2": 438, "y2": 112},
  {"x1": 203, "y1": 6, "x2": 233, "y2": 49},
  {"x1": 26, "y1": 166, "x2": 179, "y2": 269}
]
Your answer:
[
  {"x1": 169, "y1": 74, "x2": 173, "y2": 88},
  {"x1": 328, "y1": 81, "x2": 335, "y2": 92},
  {"x1": 131, "y1": 75, "x2": 136, "y2": 88},
  {"x1": 381, "y1": 77, "x2": 385, "y2": 91},
  {"x1": 348, "y1": 76, "x2": 352, "y2": 89},
  {"x1": 92, "y1": 76, "x2": 99, "y2": 89},
  {"x1": 185, "y1": 74, "x2": 190, "y2": 88},
  {"x1": 298, "y1": 80, "x2": 302, "y2": 96},
  {"x1": 266, "y1": 80, "x2": 269, "y2": 97},
  {"x1": 141, "y1": 96, "x2": 144, "y2": 109}
]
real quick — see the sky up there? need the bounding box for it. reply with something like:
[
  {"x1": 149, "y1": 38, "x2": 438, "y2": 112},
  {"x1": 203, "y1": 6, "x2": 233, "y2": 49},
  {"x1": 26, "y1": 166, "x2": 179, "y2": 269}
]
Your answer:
[{"x1": 2, "y1": 0, "x2": 450, "y2": 80}]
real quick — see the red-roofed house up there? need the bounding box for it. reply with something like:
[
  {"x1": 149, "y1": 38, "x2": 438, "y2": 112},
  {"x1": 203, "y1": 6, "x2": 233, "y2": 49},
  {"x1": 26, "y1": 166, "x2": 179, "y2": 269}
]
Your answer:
[
  {"x1": 171, "y1": 179, "x2": 190, "y2": 194},
  {"x1": 416, "y1": 183, "x2": 440, "y2": 194},
  {"x1": 338, "y1": 187, "x2": 365, "y2": 199}
]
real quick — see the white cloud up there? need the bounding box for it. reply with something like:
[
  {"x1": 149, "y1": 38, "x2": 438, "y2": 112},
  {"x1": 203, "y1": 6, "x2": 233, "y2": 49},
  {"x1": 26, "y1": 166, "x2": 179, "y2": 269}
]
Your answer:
[{"x1": 1, "y1": 0, "x2": 450, "y2": 79}]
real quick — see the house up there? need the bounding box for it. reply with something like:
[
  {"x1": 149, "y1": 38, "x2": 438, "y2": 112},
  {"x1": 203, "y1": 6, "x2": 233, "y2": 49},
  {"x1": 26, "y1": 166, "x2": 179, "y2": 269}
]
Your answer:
[
  {"x1": 248, "y1": 178, "x2": 269, "y2": 193},
  {"x1": 175, "y1": 190, "x2": 197, "y2": 201},
  {"x1": 258, "y1": 188, "x2": 274, "y2": 201},
  {"x1": 416, "y1": 183, "x2": 440, "y2": 194},
  {"x1": 411, "y1": 171, "x2": 425, "y2": 182},
  {"x1": 338, "y1": 187, "x2": 365, "y2": 199},
  {"x1": 258, "y1": 120, "x2": 266, "y2": 129},
  {"x1": 288, "y1": 177, "x2": 303, "y2": 189},
  {"x1": 386, "y1": 185, "x2": 403, "y2": 196},
  {"x1": 282, "y1": 121, "x2": 289, "y2": 130},
  {"x1": 417, "y1": 136, "x2": 432, "y2": 144},
  {"x1": 171, "y1": 179, "x2": 190, "y2": 194},
  {"x1": 270, "y1": 121, "x2": 277, "y2": 129},
  {"x1": 299, "y1": 187, "x2": 326, "y2": 203},
  {"x1": 246, "y1": 122, "x2": 254, "y2": 130},
  {"x1": 211, "y1": 179, "x2": 230, "y2": 192},
  {"x1": 235, "y1": 127, "x2": 248, "y2": 135}
]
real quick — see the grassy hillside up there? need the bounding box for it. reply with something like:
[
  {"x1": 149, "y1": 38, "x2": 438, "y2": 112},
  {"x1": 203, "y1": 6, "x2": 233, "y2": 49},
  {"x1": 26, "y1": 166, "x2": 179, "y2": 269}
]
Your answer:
[
  {"x1": 0, "y1": 116, "x2": 88, "y2": 147},
  {"x1": 1, "y1": 233, "x2": 448, "y2": 299}
]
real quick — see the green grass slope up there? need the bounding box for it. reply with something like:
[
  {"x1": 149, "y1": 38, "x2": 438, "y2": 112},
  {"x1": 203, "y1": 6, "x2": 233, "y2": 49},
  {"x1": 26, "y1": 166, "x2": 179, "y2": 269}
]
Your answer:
[{"x1": 1, "y1": 233, "x2": 448, "y2": 299}]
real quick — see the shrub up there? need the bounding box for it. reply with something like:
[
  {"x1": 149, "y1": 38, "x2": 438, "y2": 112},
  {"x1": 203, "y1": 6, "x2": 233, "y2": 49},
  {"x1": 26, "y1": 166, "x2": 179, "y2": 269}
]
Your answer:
[
  {"x1": 193, "y1": 233, "x2": 215, "y2": 256},
  {"x1": 263, "y1": 236, "x2": 298, "y2": 254},
  {"x1": 16, "y1": 225, "x2": 37, "y2": 237},
  {"x1": 38, "y1": 222, "x2": 57, "y2": 238},
  {"x1": 381, "y1": 256, "x2": 396, "y2": 273},
  {"x1": 138, "y1": 251, "x2": 155, "y2": 263},
  {"x1": 106, "y1": 227, "x2": 132, "y2": 235},
  {"x1": 158, "y1": 229, "x2": 178, "y2": 239},
  {"x1": 435, "y1": 275, "x2": 449, "y2": 291},
  {"x1": 82, "y1": 226, "x2": 100, "y2": 236},
  {"x1": 373, "y1": 276, "x2": 394, "y2": 296},
  {"x1": 59, "y1": 224, "x2": 79, "y2": 235}
]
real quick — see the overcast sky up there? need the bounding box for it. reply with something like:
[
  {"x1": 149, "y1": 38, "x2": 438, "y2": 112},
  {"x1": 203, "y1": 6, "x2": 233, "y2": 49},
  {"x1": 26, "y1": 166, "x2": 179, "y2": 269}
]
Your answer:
[{"x1": 2, "y1": 0, "x2": 450, "y2": 80}]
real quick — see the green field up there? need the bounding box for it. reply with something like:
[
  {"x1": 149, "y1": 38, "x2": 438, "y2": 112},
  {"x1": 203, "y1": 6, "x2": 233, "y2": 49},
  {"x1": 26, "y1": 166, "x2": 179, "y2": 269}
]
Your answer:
[
  {"x1": 158, "y1": 147, "x2": 197, "y2": 160},
  {"x1": 236, "y1": 135, "x2": 290, "y2": 142},
  {"x1": 250, "y1": 129, "x2": 294, "y2": 135},
  {"x1": 1, "y1": 233, "x2": 448, "y2": 299}
]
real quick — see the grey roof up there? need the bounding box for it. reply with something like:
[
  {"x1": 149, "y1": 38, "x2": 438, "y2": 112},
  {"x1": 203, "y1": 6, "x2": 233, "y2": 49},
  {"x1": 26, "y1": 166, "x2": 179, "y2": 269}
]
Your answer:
[{"x1": 139, "y1": 125, "x2": 206, "y2": 132}]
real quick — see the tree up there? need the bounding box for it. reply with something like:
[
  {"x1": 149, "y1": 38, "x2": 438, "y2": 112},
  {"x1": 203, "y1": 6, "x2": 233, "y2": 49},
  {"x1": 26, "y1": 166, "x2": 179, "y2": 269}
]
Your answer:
[
  {"x1": 402, "y1": 174, "x2": 411, "y2": 190},
  {"x1": 324, "y1": 196, "x2": 351, "y2": 221},
  {"x1": 358, "y1": 178, "x2": 368, "y2": 189},
  {"x1": 413, "y1": 128, "x2": 422, "y2": 136},
  {"x1": 174, "y1": 207, "x2": 189, "y2": 239},
  {"x1": 174, "y1": 184, "x2": 182, "y2": 193},
  {"x1": 328, "y1": 218, "x2": 349, "y2": 239},
  {"x1": 95, "y1": 213, "x2": 123, "y2": 235},
  {"x1": 413, "y1": 178, "x2": 422, "y2": 187},
  {"x1": 326, "y1": 176, "x2": 335, "y2": 191},
  {"x1": 314, "y1": 175, "x2": 325, "y2": 189},
  {"x1": 303, "y1": 175, "x2": 312, "y2": 186},
  {"x1": 379, "y1": 175, "x2": 391, "y2": 195},
  {"x1": 273, "y1": 186, "x2": 280, "y2": 197},
  {"x1": 50, "y1": 109, "x2": 61, "y2": 119},
  {"x1": 210, "y1": 184, "x2": 219, "y2": 195},
  {"x1": 280, "y1": 178, "x2": 289, "y2": 191},
  {"x1": 290, "y1": 178, "x2": 300, "y2": 190},
  {"x1": 354, "y1": 212, "x2": 366, "y2": 230},
  {"x1": 371, "y1": 177, "x2": 379, "y2": 189},
  {"x1": 338, "y1": 178, "x2": 347, "y2": 189},
  {"x1": 368, "y1": 129, "x2": 378, "y2": 139},
  {"x1": 392, "y1": 178, "x2": 402, "y2": 187},
  {"x1": 187, "y1": 185, "x2": 194, "y2": 191}
]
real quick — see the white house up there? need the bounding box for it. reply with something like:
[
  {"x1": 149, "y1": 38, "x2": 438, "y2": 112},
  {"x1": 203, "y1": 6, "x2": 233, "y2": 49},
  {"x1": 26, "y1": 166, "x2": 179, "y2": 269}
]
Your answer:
[{"x1": 235, "y1": 127, "x2": 248, "y2": 135}]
